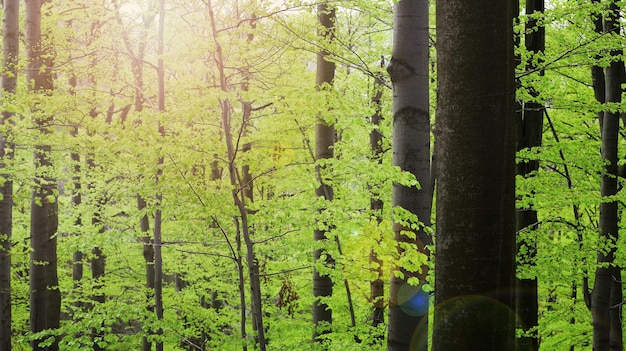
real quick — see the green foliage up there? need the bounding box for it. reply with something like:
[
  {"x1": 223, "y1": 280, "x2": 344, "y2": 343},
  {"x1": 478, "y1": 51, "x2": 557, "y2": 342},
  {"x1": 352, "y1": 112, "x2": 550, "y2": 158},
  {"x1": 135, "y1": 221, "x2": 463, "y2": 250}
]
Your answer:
[{"x1": 4, "y1": 0, "x2": 624, "y2": 349}]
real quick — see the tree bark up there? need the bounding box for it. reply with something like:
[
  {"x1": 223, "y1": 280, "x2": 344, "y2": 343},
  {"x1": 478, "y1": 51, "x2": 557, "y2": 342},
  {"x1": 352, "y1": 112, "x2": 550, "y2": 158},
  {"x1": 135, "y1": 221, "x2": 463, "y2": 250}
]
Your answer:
[
  {"x1": 386, "y1": 1, "x2": 431, "y2": 350},
  {"x1": 154, "y1": 1, "x2": 166, "y2": 349},
  {"x1": 609, "y1": 267, "x2": 623, "y2": 351},
  {"x1": 139, "y1": 196, "x2": 154, "y2": 351},
  {"x1": 207, "y1": 1, "x2": 266, "y2": 349},
  {"x1": 312, "y1": 2, "x2": 336, "y2": 344},
  {"x1": 515, "y1": 1, "x2": 544, "y2": 350},
  {"x1": 113, "y1": 2, "x2": 155, "y2": 348},
  {"x1": 591, "y1": 2, "x2": 622, "y2": 350},
  {"x1": 0, "y1": 0, "x2": 18, "y2": 349},
  {"x1": 369, "y1": 60, "x2": 385, "y2": 331},
  {"x1": 433, "y1": 0, "x2": 516, "y2": 350},
  {"x1": 26, "y1": 1, "x2": 61, "y2": 350}
]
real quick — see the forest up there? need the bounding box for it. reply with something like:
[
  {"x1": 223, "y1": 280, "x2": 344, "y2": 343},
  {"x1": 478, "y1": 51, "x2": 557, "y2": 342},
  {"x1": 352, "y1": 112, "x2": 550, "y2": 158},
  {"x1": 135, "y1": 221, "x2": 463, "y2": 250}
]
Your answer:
[{"x1": 0, "y1": 0, "x2": 624, "y2": 350}]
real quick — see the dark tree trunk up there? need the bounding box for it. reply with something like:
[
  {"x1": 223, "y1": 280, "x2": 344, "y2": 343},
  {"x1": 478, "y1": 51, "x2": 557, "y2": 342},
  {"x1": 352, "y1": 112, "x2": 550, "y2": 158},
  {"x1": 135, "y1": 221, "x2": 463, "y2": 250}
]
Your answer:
[
  {"x1": 386, "y1": 1, "x2": 431, "y2": 350},
  {"x1": 610, "y1": 267, "x2": 623, "y2": 351},
  {"x1": 68, "y1": 118, "x2": 83, "y2": 300},
  {"x1": 312, "y1": 2, "x2": 336, "y2": 344},
  {"x1": 433, "y1": 0, "x2": 516, "y2": 350},
  {"x1": 515, "y1": 1, "x2": 544, "y2": 350},
  {"x1": 0, "y1": 0, "x2": 18, "y2": 349},
  {"x1": 88, "y1": 157, "x2": 106, "y2": 306},
  {"x1": 592, "y1": 2, "x2": 622, "y2": 350},
  {"x1": 369, "y1": 60, "x2": 385, "y2": 331},
  {"x1": 26, "y1": 1, "x2": 60, "y2": 350}
]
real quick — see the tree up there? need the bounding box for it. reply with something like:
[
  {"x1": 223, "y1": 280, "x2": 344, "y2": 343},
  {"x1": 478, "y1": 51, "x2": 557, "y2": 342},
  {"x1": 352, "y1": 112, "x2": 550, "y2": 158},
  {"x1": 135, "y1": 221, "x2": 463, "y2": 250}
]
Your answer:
[
  {"x1": 515, "y1": 1, "x2": 544, "y2": 350},
  {"x1": 386, "y1": 0, "x2": 431, "y2": 350},
  {"x1": 0, "y1": 0, "x2": 18, "y2": 349},
  {"x1": 26, "y1": 0, "x2": 61, "y2": 350},
  {"x1": 589, "y1": 1, "x2": 622, "y2": 350},
  {"x1": 369, "y1": 58, "x2": 385, "y2": 332},
  {"x1": 112, "y1": 2, "x2": 156, "y2": 348},
  {"x1": 153, "y1": 0, "x2": 166, "y2": 350},
  {"x1": 312, "y1": 1, "x2": 336, "y2": 344},
  {"x1": 433, "y1": 0, "x2": 516, "y2": 350},
  {"x1": 207, "y1": 1, "x2": 267, "y2": 349}
]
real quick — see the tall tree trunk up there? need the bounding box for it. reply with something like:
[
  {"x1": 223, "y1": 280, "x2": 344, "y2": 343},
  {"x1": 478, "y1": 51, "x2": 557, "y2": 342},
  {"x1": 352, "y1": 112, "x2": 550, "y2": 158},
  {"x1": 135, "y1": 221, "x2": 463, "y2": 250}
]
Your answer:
[
  {"x1": 592, "y1": 2, "x2": 622, "y2": 350},
  {"x1": 207, "y1": 1, "x2": 266, "y2": 349},
  {"x1": 26, "y1": 1, "x2": 61, "y2": 350},
  {"x1": 386, "y1": 1, "x2": 431, "y2": 350},
  {"x1": 113, "y1": 3, "x2": 155, "y2": 348},
  {"x1": 610, "y1": 267, "x2": 623, "y2": 351},
  {"x1": 153, "y1": 0, "x2": 166, "y2": 349},
  {"x1": 369, "y1": 60, "x2": 385, "y2": 331},
  {"x1": 608, "y1": 5, "x2": 624, "y2": 350},
  {"x1": 312, "y1": 2, "x2": 336, "y2": 344},
  {"x1": 67, "y1": 71, "x2": 84, "y2": 313},
  {"x1": 515, "y1": 1, "x2": 544, "y2": 350},
  {"x1": 433, "y1": 0, "x2": 516, "y2": 350},
  {"x1": 88, "y1": 162, "x2": 106, "y2": 351},
  {"x1": 590, "y1": 0, "x2": 605, "y2": 130},
  {"x1": 139, "y1": 196, "x2": 154, "y2": 351},
  {"x1": 0, "y1": 0, "x2": 18, "y2": 349}
]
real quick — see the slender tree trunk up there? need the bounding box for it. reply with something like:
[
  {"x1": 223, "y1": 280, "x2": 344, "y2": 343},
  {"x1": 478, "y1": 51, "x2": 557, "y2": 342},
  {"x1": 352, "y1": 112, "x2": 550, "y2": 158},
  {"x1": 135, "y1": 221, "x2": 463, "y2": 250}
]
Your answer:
[
  {"x1": 386, "y1": 1, "x2": 431, "y2": 350},
  {"x1": 433, "y1": 0, "x2": 516, "y2": 350},
  {"x1": 237, "y1": 12, "x2": 262, "y2": 345},
  {"x1": 89, "y1": 181, "x2": 106, "y2": 351},
  {"x1": 590, "y1": 0, "x2": 605, "y2": 130},
  {"x1": 234, "y1": 220, "x2": 248, "y2": 351},
  {"x1": 592, "y1": 2, "x2": 622, "y2": 350},
  {"x1": 113, "y1": 3, "x2": 155, "y2": 348},
  {"x1": 153, "y1": 1, "x2": 166, "y2": 350},
  {"x1": 207, "y1": 2, "x2": 265, "y2": 349},
  {"x1": 204, "y1": 5, "x2": 249, "y2": 351},
  {"x1": 68, "y1": 71, "x2": 84, "y2": 312},
  {"x1": 515, "y1": 1, "x2": 544, "y2": 350},
  {"x1": 26, "y1": 1, "x2": 61, "y2": 350},
  {"x1": 0, "y1": 0, "x2": 18, "y2": 349},
  {"x1": 369, "y1": 60, "x2": 385, "y2": 332},
  {"x1": 312, "y1": 3, "x2": 336, "y2": 344},
  {"x1": 139, "y1": 196, "x2": 154, "y2": 351}
]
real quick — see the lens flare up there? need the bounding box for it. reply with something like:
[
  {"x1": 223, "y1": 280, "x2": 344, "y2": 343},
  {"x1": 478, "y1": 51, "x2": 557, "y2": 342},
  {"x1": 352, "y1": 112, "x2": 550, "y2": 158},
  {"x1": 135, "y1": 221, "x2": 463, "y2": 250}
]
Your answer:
[{"x1": 398, "y1": 283, "x2": 430, "y2": 317}]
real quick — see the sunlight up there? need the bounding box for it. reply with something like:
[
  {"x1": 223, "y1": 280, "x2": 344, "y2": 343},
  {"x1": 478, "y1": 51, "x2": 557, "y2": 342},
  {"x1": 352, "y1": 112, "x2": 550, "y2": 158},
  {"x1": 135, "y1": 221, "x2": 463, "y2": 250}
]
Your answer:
[{"x1": 118, "y1": 0, "x2": 159, "y2": 25}]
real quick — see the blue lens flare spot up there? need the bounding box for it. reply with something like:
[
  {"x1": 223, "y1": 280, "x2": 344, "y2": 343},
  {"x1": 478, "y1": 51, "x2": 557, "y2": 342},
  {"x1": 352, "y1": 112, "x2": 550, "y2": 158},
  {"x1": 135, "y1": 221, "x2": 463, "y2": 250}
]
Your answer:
[{"x1": 398, "y1": 283, "x2": 430, "y2": 317}]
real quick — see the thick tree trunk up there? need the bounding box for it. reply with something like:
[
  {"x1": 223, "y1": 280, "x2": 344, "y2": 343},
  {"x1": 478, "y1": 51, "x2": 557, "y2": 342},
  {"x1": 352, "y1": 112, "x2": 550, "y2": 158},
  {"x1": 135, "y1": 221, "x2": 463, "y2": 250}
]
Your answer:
[
  {"x1": 26, "y1": 2, "x2": 61, "y2": 350},
  {"x1": 433, "y1": 0, "x2": 516, "y2": 350},
  {"x1": 0, "y1": 0, "x2": 18, "y2": 349},
  {"x1": 312, "y1": 2, "x2": 336, "y2": 344},
  {"x1": 609, "y1": 267, "x2": 623, "y2": 351},
  {"x1": 592, "y1": 3, "x2": 622, "y2": 350},
  {"x1": 386, "y1": 1, "x2": 431, "y2": 350},
  {"x1": 515, "y1": 1, "x2": 544, "y2": 350}
]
